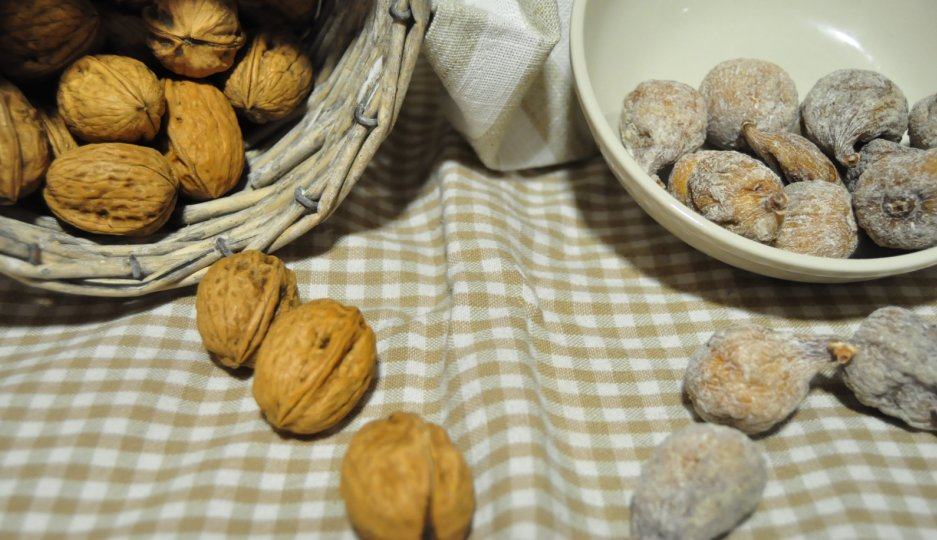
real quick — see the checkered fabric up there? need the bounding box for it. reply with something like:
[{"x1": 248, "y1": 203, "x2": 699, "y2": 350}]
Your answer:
[{"x1": 1, "y1": 63, "x2": 936, "y2": 538}]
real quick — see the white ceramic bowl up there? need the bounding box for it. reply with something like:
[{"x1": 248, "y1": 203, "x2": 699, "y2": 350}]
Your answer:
[{"x1": 570, "y1": 0, "x2": 937, "y2": 283}]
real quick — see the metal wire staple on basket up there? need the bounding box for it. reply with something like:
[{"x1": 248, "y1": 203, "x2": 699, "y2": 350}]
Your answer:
[{"x1": 0, "y1": 0, "x2": 429, "y2": 297}]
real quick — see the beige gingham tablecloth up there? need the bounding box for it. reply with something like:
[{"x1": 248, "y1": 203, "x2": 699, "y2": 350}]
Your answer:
[{"x1": 1, "y1": 64, "x2": 936, "y2": 538}]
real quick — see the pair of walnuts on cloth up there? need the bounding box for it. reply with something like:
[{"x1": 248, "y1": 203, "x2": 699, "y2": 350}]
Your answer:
[
  {"x1": 195, "y1": 250, "x2": 476, "y2": 540},
  {"x1": 0, "y1": 0, "x2": 314, "y2": 234}
]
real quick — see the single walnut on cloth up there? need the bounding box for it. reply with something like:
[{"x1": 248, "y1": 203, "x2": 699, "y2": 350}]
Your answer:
[
  {"x1": 196, "y1": 251, "x2": 300, "y2": 370},
  {"x1": 143, "y1": 0, "x2": 245, "y2": 78},
  {"x1": 58, "y1": 55, "x2": 165, "y2": 143},
  {"x1": 252, "y1": 299, "x2": 376, "y2": 435},
  {"x1": 341, "y1": 412, "x2": 475, "y2": 540},
  {"x1": 0, "y1": 78, "x2": 50, "y2": 205}
]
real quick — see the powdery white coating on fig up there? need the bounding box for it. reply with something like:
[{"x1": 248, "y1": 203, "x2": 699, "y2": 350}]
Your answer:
[
  {"x1": 909, "y1": 94, "x2": 937, "y2": 150},
  {"x1": 844, "y1": 307, "x2": 937, "y2": 431},
  {"x1": 775, "y1": 182, "x2": 858, "y2": 258},
  {"x1": 742, "y1": 123, "x2": 841, "y2": 184},
  {"x1": 630, "y1": 424, "x2": 767, "y2": 540},
  {"x1": 699, "y1": 58, "x2": 798, "y2": 150},
  {"x1": 682, "y1": 151, "x2": 787, "y2": 243},
  {"x1": 620, "y1": 80, "x2": 707, "y2": 175},
  {"x1": 844, "y1": 139, "x2": 923, "y2": 192},
  {"x1": 667, "y1": 150, "x2": 721, "y2": 206},
  {"x1": 684, "y1": 324, "x2": 856, "y2": 434},
  {"x1": 802, "y1": 69, "x2": 909, "y2": 167},
  {"x1": 853, "y1": 149, "x2": 937, "y2": 250}
]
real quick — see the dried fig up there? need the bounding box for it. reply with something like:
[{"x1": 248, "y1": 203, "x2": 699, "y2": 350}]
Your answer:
[
  {"x1": 909, "y1": 93, "x2": 937, "y2": 150},
  {"x1": 774, "y1": 181, "x2": 858, "y2": 258},
  {"x1": 143, "y1": 0, "x2": 246, "y2": 78},
  {"x1": 341, "y1": 412, "x2": 475, "y2": 540},
  {"x1": 853, "y1": 149, "x2": 937, "y2": 250},
  {"x1": 667, "y1": 150, "x2": 720, "y2": 205},
  {"x1": 0, "y1": 0, "x2": 102, "y2": 81},
  {"x1": 58, "y1": 55, "x2": 165, "y2": 143},
  {"x1": 742, "y1": 123, "x2": 840, "y2": 184},
  {"x1": 844, "y1": 139, "x2": 923, "y2": 192},
  {"x1": 224, "y1": 31, "x2": 314, "y2": 124},
  {"x1": 252, "y1": 299, "x2": 377, "y2": 435},
  {"x1": 163, "y1": 79, "x2": 244, "y2": 200},
  {"x1": 36, "y1": 106, "x2": 79, "y2": 158},
  {"x1": 43, "y1": 143, "x2": 177, "y2": 236},
  {"x1": 196, "y1": 251, "x2": 300, "y2": 370},
  {"x1": 0, "y1": 78, "x2": 50, "y2": 205},
  {"x1": 802, "y1": 69, "x2": 908, "y2": 167},
  {"x1": 619, "y1": 80, "x2": 707, "y2": 177},
  {"x1": 699, "y1": 58, "x2": 798, "y2": 150}
]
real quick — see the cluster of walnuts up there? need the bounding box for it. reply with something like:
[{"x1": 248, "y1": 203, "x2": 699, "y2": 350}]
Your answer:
[
  {"x1": 0, "y1": 0, "x2": 316, "y2": 236},
  {"x1": 195, "y1": 250, "x2": 477, "y2": 540}
]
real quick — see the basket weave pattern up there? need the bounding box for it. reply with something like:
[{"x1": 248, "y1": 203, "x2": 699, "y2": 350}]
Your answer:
[{"x1": 0, "y1": 0, "x2": 429, "y2": 297}]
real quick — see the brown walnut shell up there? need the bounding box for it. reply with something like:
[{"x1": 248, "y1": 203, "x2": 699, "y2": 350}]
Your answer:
[
  {"x1": 37, "y1": 107, "x2": 79, "y2": 158},
  {"x1": 143, "y1": 0, "x2": 246, "y2": 78},
  {"x1": 0, "y1": 0, "x2": 102, "y2": 81},
  {"x1": 224, "y1": 31, "x2": 314, "y2": 124},
  {"x1": 163, "y1": 79, "x2": 244, "y2": 200},
  {"x1": 196, "y1": 251, "x2": 300, "y2": 369},
  {"x1": 341, "y1": 412, "x2": 475, "y2": 540},
  {"x1": 43, "y1": 143, "x2": 178, "y2": 236},
  {"x1": 0, "y1": 78, "x2": 50, "y2": 205},
  {"x1": 58, "y1": 55, "x2": 165, "y2": 143},
  {"x1": 252, "y1": 299, "x2": 377, "y2": 435}
]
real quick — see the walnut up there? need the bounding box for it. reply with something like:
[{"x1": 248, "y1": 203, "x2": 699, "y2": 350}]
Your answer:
[
  {"x1": 163, "y1": 79, "x2": 244, "y2": 200},
  {"x1": 0, "y1": 78, "x2": 50, "y2": 205},
  {"x1": 196, "y1": 251, "x2": 300, "y2": 369},
  {"x1": 252, "y1": 299, "x2": 377, "y2": 435},
  {"x1": 143, "y1": 0, "x2": 246, "y2": 78},
  {"x1": 0, "y1": 0, "x2": 102, "y2": 81},
  {"x1": 43, "y1": 143, "x2": 178, "y2": 236},
  {"x1": 36, "y1": 106, "x2": 79, "y2": 158},
  {"x1": 58, "y1": 55, "x2": 165, "y2": 143},
  {"x1": 224, "y1": 31, "x2": 314, "y2": 124},
  {"x1": 341, "y1": 412, "x2": 475, "y2": 540}
]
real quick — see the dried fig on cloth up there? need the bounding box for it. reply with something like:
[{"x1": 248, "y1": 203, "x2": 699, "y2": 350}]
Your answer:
[
  {"x1": 0, "y1": 0, "x2": 102, "y2": 81},
  {"x1": 774, "y1": 181, "x2": 858, "y2": 258},
  {"x1": 58, "y1": 55, "x2": 165, "y2": 143},
  {"x1": 36, "y1": 107, "x2": 79, "y2": 158},
  {"x1": 802, "y1": 69, "x2": 908, "y2": 167},
  {"x1": 684, "y1": 324, "x2": 856, "y2": 434},
  {"x1": 631, "y1": 424, "x2": 767, "y2": 540},
  {"x1": 163, "y1": 79, "x2": 244, "y2": 200},
  {"x1": 224, "y1": 31, "x2": 314, "y2": 124},
  {"x1": 143, "y1": 0, "x2": 246, "y2": 78},
  {"x1": 742, "y1": 123, "x2": 840, "y2": 184},
  {"x1": 699, "y1": 58, "x2": 798, "y2": 150},
  {"x1": 341, "y1": 412, "x2": 475, "y2": 540},
  {"x1": 252, "y1": 299, "x2": 377, "y2": 435},
  {"x1": 196, "y1": 251, "x2": 300, "y2": 370},
  {"x1": 844, "y1": 139, "x2": 923, "y2": 192},
  {"x1": 43, "y1": 143, "x2": 177, "y2": 236},
  {"x1": 0, "y1": 79, "x2": 50, "y2": 205},
  {"x1": 909, "y1": 93, "x2": 937, "y2": 150},
  {"x1": 844, "y1": 307, "x2": 937, "y2": 431}
]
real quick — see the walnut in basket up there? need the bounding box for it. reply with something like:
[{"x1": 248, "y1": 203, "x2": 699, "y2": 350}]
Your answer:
[
  {"x1": 43, "y1": 143, "x2": 178, "y2": 236},
  {"x1": 224, "y1": 31, "x2": 314, "y2": 124},
  {"x1": 58, "y1": 55, "x2": 165, "y2": 143},
  {"x1": 143, "y1": 0, "x2": 246, "y2": 78},
  {"x1": 0, "y1": 79, "x2": 51, "y2": 206},
  {"x1": 163, "y1": 79, "x2": 244, "y2": 200},
  {"x1": 36, "y1": 107, "x2": 79, "y2": 158},
  {"x1": 196, "y1": 251, "x2": 300, "y2": 369},
  {"x1": 252, "y1": 299, "x2": 377, "y2": 435}
]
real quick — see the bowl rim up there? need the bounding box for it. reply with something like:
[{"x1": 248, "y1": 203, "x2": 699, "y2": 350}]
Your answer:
[{"x1": 569, "y1": 0, "x2": 937, "y2": 279}]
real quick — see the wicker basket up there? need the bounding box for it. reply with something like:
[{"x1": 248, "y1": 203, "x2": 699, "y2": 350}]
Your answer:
[{"x1": 0, "y1": 0, "x2": 429, "y2": 297}]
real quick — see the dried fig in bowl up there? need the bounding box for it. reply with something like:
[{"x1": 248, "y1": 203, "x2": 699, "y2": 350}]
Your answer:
[
  {"x1": 909, "y1": 93, "x2": 937, "y2": 150},
  {"x1": 0, "y1": 78, "x2": 50, "y2": 205},
  {"x1": 143, "y1": 0, "x2": 246, "y2": 78}
]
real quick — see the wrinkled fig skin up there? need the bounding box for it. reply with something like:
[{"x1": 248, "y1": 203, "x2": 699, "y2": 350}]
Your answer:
[
  {"x1": 667, "y1": 150, "x2": 721, "y2": 206},
  {"x1": 341, "y1": 412, "x2": 475, "y2": 540},
  {"x1": 684, "y1": 324, "x2": 857, "y2": 434},
  {"x1": 742, "y1": 123, "x2": 841, "y2": 184},
  {"x1": 844, "y1": 307, "x2": 937, "y2": 431},
  {"x1": 195, "y1": 251, "x2": 300, "y2": 370},
  {"x1": 143, "y1": 0, "x2": 246, "y2": 78},
  {"x1": 699, "y1": 58, "x2": 798, "y2": 150},
  {"x1": 853, "y1": 150, "x2": 937, "y2": 250},
  {"x1": 844, "y1": 139, "x2": 924, "y2": 192},
  {"x1": 619, "y1": 80, "x2": 707, "y2": 175},
  {"x1": 803, "y1": 69, "x2": 909, "y2": 167},
  {"x1": 909, "y1": 94, "x2": 937, "y2": 150},
  {"x1": 775, "y1": 181, "x2": 858, "y2": 258},
  {"x1": 630, "y1": 424, "x2": 767, "y2": 540},
  {"x1": 0, "y1": 79, "x2": 50, "y2": 205}
]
